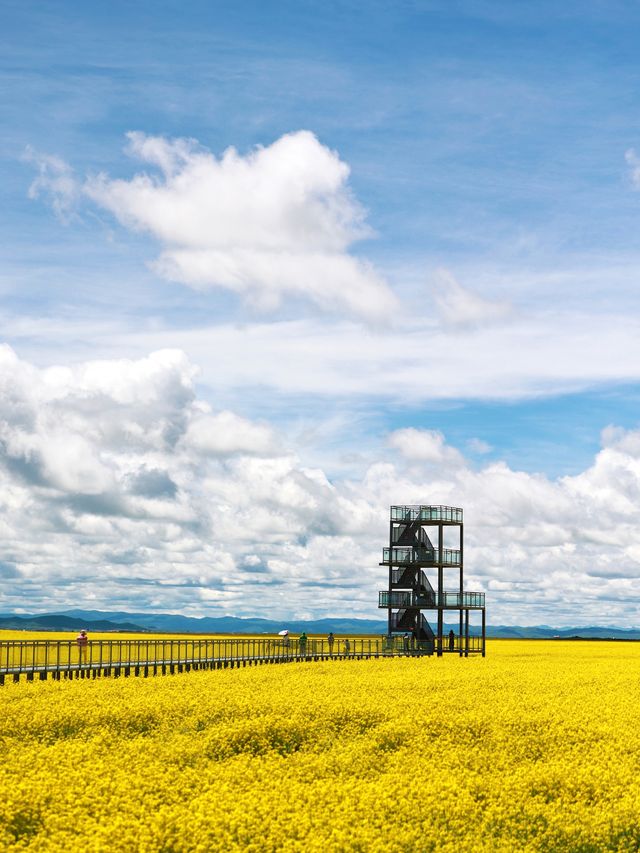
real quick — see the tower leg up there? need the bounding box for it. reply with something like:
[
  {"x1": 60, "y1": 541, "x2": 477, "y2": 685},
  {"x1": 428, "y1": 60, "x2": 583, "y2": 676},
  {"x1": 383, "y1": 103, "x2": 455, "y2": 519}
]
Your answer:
[
  {"x1": 464, "y1": 609, "x2": 469, "y2": 658},
  {"x1": 459, "y1": 521, "x2": 464, "y2": 657},
  {"x1": 437, "y1": 523, "x2": 443, "y2": 657},
  {"x1": 482, "y1": 608, "x2": 486, "y2": 657},
  {"x1": 388, "y1": 518, "x2": 393, "y2": 638}
]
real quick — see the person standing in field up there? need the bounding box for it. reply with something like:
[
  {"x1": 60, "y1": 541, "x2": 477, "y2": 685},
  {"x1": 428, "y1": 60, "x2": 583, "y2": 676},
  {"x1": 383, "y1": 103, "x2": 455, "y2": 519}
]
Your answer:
[
  {"x1": 299, "y1": 632, "x2": 307, "y2": 657},
  {"x1": 76, "y1": 630, "x2": 88, "y2": 665},
  {"x1": 448, "y1": 629, "x2": 455, "y2": 652},
  {"x1": 327, "y1": 632, "x2": 335, "y2": 655},
  {"x1": 344, "y1": 637, "x2": 350, "y2": 656},
  {"x1": 403, "y1": 633, "x2": 410, "y2": 655}
]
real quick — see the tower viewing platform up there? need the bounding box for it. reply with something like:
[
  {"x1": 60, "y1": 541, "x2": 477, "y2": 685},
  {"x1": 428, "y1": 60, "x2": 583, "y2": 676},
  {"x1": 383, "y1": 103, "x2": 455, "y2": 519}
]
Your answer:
[
  {"x1": 378, "y1": 504, "x2": 486, "y2": 657},
  {"x1": 390, "y1": 505, "x2": 463, "y2": 523}
]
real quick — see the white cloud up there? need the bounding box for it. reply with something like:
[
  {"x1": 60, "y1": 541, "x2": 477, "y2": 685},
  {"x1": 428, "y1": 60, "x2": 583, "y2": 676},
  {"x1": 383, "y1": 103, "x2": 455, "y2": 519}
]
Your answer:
[
  {"x1": 9, "y1": 300, "x2": 640, "y2": 406},
  {"x1": 432, "y1": 268, "x2": 512, "y2": 329},
  {"x1": 109, "y1": 311, "x2": 640, "y2": 403},
  {"x1": 601, "y1": 424, "x2": 640, "y2": 458},
  {"x1": 32, "y1": 131, "x2": 398, "y2": 323},
  {"x1": 388, "y1": 428, "x2": 465, "y2": 466},
  {"x1": 182, "y1": 410, "x2": 277, "y2": 457}
]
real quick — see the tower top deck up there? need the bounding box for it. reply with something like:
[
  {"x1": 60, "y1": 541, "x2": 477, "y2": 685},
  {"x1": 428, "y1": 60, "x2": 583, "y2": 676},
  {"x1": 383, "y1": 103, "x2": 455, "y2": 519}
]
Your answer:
[{"x1": 391, "y1": 505, "x2": 463, "y2": 523}]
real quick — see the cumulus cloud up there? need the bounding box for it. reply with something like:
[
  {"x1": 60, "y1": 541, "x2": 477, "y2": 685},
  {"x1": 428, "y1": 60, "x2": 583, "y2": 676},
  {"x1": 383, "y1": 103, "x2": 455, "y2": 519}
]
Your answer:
[
  {"x1": 1, "y1": 346, "x2": 640, "y2": 627},
  {"x1": 388, "y1": 428, "x2": 465, "y2": 466},
  {"x1": 182, "y1": 410, "x2": 277, "y2": 457},
  {"x1": 29, "y1": 131, "x2": 398, "y2": 322},
  {"x1": 431, "y1": 268, "x2": 512, "y2": 329},
  {"x1": 0, "y1": 347, "x2": 383, "y2": 618}
]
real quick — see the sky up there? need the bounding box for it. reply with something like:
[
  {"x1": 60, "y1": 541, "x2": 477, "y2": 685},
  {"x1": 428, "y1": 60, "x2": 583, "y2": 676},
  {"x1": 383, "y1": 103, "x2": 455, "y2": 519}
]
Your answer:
[{"x1": 2, "y1": 0, "x2": 640, "y2": 626}]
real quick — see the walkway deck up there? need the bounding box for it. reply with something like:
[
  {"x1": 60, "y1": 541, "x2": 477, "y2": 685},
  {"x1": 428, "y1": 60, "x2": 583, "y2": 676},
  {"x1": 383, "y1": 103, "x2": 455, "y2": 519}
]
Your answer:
[{"x1": 0, "y1": 635, "x2": 481, "y2": 685}]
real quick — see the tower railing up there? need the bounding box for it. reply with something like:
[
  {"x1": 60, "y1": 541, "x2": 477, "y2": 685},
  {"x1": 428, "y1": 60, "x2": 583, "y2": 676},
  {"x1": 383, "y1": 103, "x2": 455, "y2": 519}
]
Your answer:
[
  {"x1": 390, "y1": 505, "x2": 463, "y2": 522},
  {"x1": 382, "y1": 547, "x2": 461, "y2": 565},
  {"x1": 379, "y1": 590, "x2": 485, "y2": 608}
]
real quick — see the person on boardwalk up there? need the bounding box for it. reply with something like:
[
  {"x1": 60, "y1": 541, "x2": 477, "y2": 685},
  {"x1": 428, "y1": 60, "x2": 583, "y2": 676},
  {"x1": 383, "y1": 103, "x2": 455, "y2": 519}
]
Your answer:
[
  {"x1": 448, "y1": 629, "x2": 455, "y2": 652},
  {"x1": 327, "y1": 632, "x2": 335, "y2": 655},
  {"x1": 76, "y1": 630, "x2": 88, "y2": 665},
  {"x1": 299, "y1": 632, "x2": 307, "y2": 657},
  {"x1": 344, "y1": 637, "x2": 350, "y2": 656},
  {"x1": 403, "y1": 632, "x2": 410, "y2": 655}
]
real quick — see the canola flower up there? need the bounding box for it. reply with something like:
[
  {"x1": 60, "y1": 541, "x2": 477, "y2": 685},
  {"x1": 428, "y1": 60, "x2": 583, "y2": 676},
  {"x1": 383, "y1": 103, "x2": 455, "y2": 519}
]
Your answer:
[{"x1": 1, "y1": 640, "x2": 640, "y2": 852}]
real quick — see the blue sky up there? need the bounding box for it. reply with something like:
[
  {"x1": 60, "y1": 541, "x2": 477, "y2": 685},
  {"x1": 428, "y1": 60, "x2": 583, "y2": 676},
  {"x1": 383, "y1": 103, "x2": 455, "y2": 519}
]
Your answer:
[
  {"x1": 2, "y1": 1, "x2": 640, "y2": 624},
  {"x1": 4, "y1": 0, "x2": 640, "y2": 462}
]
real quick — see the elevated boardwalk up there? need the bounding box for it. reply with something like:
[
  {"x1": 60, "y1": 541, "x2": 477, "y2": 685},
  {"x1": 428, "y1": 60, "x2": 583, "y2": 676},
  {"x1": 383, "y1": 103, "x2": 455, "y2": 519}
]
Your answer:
[{"x1": 0, "y1": 635, "x2": 483, "y2": 685}]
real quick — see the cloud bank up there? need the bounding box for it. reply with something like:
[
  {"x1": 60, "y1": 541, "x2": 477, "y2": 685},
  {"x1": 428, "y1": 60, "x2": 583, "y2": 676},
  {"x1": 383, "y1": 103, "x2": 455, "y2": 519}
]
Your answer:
[{"x1": 1, "y1": 347, "x2": 639, "y2": 626}]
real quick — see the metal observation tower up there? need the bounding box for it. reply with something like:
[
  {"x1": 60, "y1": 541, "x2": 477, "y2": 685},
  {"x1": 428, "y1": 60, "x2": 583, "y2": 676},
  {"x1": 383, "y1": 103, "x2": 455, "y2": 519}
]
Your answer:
[{"x1": 378, "y1": 505, "x2": 486, "y2": 657}]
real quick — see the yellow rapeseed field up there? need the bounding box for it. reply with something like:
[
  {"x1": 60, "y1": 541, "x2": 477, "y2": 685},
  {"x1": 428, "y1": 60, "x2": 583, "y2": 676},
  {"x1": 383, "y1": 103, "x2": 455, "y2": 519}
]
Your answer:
[{"x1": 1, "y1": 640, "x2": 640, "y2": 852}]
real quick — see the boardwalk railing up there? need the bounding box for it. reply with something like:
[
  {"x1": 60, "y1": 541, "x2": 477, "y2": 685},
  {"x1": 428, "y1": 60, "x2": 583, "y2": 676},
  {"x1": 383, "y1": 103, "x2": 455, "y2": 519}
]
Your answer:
[
  {"x1": 0, "y1": 637, "x2": 386, "y2": 684},
  {"x1": 0, "y1": 634, "x2": 485, "y2": 685}
]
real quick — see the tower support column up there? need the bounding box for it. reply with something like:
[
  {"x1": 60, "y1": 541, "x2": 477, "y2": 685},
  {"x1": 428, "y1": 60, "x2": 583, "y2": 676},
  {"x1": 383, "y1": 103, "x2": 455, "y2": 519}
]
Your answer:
[
  {"x1": 464, "y1": 609, "x2": 470, "y2": 658},
  {"x1": 387, "y1": 517, "x2": 393, "y2": 638},
  {"x1": 437, "y1": 521, "x2": 443, "y2": 656},
  {"x1": 459, "y1": 522, "x2": 464, "y2": 656},
  {"x1": 482, "y1": 607, "x2": 486, "y2": 658}
]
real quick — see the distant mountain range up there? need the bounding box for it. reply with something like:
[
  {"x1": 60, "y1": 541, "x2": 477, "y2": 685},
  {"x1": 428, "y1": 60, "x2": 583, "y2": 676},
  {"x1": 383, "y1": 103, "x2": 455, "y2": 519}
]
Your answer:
[
  {"x1": 0, "y1": 613, "x2": 147, "y2": 632},
  {"x1": 1, "y1": 609, "x2": 639, "y2": 639}
]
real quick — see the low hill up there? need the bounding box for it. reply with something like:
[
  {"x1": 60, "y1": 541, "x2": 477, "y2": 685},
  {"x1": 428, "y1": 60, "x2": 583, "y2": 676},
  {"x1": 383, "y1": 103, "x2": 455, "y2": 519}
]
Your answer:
[{"x1": 0, "y1": 614, "x2": 146, "y2": 632}]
